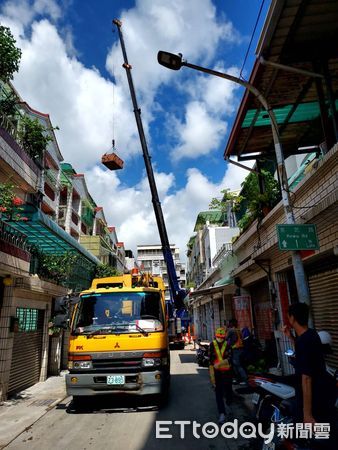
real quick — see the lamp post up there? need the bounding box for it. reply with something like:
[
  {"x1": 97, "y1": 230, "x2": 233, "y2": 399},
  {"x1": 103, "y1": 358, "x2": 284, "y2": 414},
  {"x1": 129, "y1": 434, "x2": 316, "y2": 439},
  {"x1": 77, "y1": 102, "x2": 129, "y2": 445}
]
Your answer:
[{"x1": 157, "y1": 51, "x2": 311, "y2": 306}]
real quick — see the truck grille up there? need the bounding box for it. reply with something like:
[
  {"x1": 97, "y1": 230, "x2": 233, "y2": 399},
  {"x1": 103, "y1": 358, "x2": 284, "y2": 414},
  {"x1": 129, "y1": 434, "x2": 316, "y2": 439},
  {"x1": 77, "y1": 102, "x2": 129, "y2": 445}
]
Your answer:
[{"x1": 92, "y1": 358, "x2": 143, "y2": 372}]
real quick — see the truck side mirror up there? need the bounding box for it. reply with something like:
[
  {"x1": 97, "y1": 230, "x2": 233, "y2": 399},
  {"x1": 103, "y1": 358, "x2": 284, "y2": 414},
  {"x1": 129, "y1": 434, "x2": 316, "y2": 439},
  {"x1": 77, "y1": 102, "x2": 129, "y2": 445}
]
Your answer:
[
  {"x1": 54, "y1": 297, "x2": 68, "y2": 313},
  {"x1": 53, "y1": 314, "x2": 68, "y2": 329}
]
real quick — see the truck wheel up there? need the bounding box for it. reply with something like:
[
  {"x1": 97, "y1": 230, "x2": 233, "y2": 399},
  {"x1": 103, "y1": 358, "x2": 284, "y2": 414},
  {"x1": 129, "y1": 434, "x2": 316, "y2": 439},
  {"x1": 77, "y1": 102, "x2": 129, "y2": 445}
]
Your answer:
[
  {"x1": 72, "y1": 396, "x2": 87, "y2": 410},
  {"x1": 158, "y1": 375, "x2": 170, "y2": 408}
]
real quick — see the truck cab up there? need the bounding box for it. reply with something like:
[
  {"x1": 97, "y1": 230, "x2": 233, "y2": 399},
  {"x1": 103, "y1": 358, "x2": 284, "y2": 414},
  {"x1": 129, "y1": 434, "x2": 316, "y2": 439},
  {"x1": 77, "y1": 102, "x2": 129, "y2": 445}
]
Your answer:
[{"x1": 66, "y1": 272, "x2": 170, "y2": 406}]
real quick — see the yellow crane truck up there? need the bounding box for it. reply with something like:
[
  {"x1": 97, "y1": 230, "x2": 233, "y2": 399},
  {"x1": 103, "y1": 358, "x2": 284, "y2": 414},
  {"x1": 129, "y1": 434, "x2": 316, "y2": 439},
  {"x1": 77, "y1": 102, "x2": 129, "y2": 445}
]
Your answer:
[{"x1": 64, "y1": 270, "x2": 170, "y2": 407}]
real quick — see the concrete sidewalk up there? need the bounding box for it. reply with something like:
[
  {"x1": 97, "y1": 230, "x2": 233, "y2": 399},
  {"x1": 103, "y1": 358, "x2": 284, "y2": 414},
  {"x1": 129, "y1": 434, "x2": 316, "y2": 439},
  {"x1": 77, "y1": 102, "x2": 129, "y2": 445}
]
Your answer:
[{"x1": 0, "y1": 372, "x2": 67, "y2": 449}]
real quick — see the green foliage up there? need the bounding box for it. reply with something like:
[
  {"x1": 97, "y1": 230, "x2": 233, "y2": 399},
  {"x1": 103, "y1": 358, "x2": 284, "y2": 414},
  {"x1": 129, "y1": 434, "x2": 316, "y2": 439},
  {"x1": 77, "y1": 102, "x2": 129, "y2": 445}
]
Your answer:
[
  {"x1": 240, "y1": 170, "x2": 280, "y2": 215},
  {"x1": 186, "y1": 235, "x2": 196, "y2": 250},
  {"x1": 237, "y1": 212, "x2": 255, "y2": 231},
  {"x1": 0, "y1": 26, "x2": 22, "y2": 82},
  {"x1": 0, "y1": 91, "x2": 19, "y2": 116},
  {"x1": 211, "y1": 170, "x2": 280, "y2": 231},
  {"x1": 34, "y1": 251, "x2": 80, "y2": 283},
  {"x1": 95, "y1": 263, "x2": 120, "y2": 278},
  {"x1": 17, "y1": 116, "x2": 57, "y2": 160},
  {"x1": 209, "y1": 189, "x2": 241, "y2": 213}
]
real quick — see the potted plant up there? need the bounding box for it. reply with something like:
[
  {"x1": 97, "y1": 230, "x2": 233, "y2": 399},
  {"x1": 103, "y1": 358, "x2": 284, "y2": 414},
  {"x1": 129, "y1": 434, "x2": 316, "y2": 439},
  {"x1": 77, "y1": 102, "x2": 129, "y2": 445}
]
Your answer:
[
  {"x1": 48, "y1": 321, "x2": 62, "y2": 337},
  {"x1": 0, "y1": 182, "x2": 27, "y2": 221}
]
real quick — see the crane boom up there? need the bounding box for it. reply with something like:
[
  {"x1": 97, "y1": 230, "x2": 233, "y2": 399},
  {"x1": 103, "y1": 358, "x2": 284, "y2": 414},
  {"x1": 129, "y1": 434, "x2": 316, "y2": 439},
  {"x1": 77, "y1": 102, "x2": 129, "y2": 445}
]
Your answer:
[{"x1": 113, "y1": 19, "x2": 186, "y2": 311}]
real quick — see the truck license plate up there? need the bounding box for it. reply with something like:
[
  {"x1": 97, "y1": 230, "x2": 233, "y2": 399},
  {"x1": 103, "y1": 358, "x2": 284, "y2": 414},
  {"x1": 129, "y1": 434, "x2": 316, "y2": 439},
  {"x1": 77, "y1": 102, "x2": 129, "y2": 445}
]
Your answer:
[
  {"x1": 252, "y1": 393, "x2": 260, "y2": 405},
  {"x1": 107, "y1": 375, "x2": 125, "y2": 385}
]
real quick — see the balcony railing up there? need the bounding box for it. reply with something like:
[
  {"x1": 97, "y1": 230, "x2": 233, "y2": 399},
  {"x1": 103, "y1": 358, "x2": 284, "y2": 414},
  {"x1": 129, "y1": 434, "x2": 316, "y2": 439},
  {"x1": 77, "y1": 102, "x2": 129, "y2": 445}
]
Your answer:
[
  {"x1": 212, "y1": 243, "x2": 233, "y2": 268},
  {"x1": 71, "y1": 210, "x2": 79, "y2": 226},
  {"x1": 45, "y1": 169, "x2": 61, "y2": 189},
  {"x1": 0, "y1": 219, "x2": 31, "y2": 262}
]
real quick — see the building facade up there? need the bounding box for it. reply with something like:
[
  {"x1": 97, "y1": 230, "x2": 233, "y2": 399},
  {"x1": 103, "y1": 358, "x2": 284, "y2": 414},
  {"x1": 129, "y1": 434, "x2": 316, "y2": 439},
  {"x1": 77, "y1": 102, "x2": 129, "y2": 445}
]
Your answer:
[{"x1": 137, "y1": 244, "x2": 186, "y2": 300}]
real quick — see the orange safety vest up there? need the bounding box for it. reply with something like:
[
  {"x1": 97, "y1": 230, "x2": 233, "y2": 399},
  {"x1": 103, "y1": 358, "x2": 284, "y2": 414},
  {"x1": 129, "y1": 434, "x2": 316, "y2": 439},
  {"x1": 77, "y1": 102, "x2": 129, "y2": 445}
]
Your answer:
[
  {"x1": 213, "y1": 339, "x2": 230, "y2": 371},
  {"x1": 231, "y1": 328, "x2": 243, "y2": 349}
]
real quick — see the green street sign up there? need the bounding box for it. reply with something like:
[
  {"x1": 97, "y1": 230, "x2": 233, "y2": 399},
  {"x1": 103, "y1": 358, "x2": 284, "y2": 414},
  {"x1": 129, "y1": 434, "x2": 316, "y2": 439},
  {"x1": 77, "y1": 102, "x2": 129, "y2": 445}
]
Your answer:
[{"x1": 276, "y1": 224, "x2": 319, "y2": 251}]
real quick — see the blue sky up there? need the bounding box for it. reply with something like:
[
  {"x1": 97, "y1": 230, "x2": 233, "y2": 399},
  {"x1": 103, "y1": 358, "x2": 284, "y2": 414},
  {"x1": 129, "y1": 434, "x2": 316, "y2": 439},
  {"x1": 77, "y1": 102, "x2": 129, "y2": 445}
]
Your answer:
[{"x1": 0, "y1": 0, "x2": 269, "y2": 257}]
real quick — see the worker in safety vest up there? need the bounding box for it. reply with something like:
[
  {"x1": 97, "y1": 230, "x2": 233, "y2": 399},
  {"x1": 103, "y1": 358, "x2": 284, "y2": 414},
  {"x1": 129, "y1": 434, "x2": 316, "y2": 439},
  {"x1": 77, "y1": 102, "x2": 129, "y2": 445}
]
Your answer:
[
  {"x1": 227, "y1": 318, "x2": 247, "y2": 385},
  {"x1": 209, "y1": 327, "x2": 233, "y2": 424}
]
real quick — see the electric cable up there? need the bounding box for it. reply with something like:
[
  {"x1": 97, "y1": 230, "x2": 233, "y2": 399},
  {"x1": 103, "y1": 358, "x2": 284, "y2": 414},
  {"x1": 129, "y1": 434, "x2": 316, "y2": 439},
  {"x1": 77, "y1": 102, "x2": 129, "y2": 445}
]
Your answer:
[{"x1": 239, "y1": 0, "x2": 266, "y2": 81}]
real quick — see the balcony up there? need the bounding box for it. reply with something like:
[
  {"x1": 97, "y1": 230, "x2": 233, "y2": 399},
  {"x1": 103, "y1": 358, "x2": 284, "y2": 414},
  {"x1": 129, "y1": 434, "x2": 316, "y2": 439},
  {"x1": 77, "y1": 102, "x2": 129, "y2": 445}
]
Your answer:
[
  {"x1": 212, "y1": 243, "x2": 232, "y2": 268},
  {"x1": 0, "y1": 117, "x2": 40, "y2": 192},
  {"x1": 57, "y1": 206, "x2": 80, "y2": 230},
  {"x1": 0, "y1": 219, "x2": 31, "y2": 268},
  {"x1": 58, "y1": 205, "x2": 67, "y2": 227},
  {"x1": 45, "y1": 168, "x2": 61, "y2": 190}
]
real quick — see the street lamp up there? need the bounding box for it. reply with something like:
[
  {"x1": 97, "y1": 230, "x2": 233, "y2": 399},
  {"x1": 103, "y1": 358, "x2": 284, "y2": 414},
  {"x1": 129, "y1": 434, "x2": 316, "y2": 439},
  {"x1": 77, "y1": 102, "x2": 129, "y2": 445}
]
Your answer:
[{"x1": 158, "y1": 51, "x2": 311, "y2": 306}]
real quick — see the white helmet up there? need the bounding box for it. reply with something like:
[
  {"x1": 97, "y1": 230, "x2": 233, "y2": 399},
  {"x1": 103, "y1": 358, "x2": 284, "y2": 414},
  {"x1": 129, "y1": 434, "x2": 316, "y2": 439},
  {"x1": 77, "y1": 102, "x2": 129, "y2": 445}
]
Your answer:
[{"x1": 318, "y1": 330, "x2": 332, "y2": 346}]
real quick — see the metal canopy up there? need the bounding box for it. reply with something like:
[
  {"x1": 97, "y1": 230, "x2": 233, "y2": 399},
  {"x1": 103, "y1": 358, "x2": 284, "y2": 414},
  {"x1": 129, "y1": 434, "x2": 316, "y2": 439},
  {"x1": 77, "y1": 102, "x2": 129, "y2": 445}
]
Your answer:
[
  {"x1": 189, "y1": 279, "x2": 234, "y2": 298},
  {"x1": 8, "y1": 205, "x2": 100, "y2": 264},
  {"x1": 224, "y1": 0, "x2": 338, "y2": 160}
]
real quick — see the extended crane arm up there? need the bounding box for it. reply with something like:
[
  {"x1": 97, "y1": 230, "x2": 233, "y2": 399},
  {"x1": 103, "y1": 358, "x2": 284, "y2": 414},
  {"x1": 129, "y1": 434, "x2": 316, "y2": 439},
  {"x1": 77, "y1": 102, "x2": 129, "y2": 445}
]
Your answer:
[{"x1": 113, "y1": 19, "x2": 186, "y2": 310}]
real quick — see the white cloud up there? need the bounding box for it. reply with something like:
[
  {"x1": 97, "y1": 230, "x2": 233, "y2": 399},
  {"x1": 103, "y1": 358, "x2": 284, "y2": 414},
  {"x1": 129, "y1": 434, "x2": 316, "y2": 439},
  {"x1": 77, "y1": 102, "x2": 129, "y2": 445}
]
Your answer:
[
  {"x1": 106, "y1": 0, "x2": 241, "y2": 102},
  {"x1": 184, "y1": 64, "x2": 241, "y2": 115},
  {"x1": 85, "y1": 162, "x2": 251, "y2": 257},
  {"x1": 171, "y1": 101, "x2": 227, "y2": 161},
  {"x1": 1, "y1": 0, "x2": 61, "y2": 28}
]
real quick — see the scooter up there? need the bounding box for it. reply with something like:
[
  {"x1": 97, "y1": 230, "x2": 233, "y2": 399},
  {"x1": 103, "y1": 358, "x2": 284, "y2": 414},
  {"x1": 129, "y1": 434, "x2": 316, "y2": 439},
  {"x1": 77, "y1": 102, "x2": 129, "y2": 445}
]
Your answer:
[
  {"x1": 249, "y1": 350, "x2": 338, "y2": 449},
  {"x1": 248, "y1": 372, "x2": 296, "y2": 432},
  {"x1": 196, "y1": 340, "x2": 210, "y2": 367}
]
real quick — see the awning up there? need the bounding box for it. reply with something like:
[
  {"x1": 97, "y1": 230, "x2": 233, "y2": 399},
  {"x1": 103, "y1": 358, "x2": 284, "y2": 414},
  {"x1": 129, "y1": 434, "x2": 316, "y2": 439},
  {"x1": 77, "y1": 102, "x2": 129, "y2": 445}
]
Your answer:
[
  {"x1": 189, "y1": 278, "x2": 235, "y2": 299},
  {"x1": 214, "y1": 275, "x2": 233, "y2": 287},
  {"x1": 224, "y1": 0, "x2": 338, "y2": 161},
  {"x1": 7, "y1": 205, "x2": 100, "y2": 265}
]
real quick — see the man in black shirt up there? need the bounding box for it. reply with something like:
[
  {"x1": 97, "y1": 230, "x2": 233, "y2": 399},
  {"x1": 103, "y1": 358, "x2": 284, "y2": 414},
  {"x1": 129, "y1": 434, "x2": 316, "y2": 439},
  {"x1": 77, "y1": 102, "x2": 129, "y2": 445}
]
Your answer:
[{"x1": 284, "y1": 303, "x2": 335, "y2": 424}]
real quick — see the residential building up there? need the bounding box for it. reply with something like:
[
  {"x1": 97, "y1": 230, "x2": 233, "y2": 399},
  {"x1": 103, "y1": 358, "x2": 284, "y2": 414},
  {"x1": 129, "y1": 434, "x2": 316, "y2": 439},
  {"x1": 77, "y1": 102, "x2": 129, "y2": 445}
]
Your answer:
[
  {"x1": 0, "y1": 82, "x2": 100, "y2": 400},
  {"x1": 186, "y1": 210, "x2": 239, "y2": 341},
  {"x1": 0, "y1": 80, "x2": 129, "y2": 400},
  {"x1": 137, "y1": 244, "x2": 186, "y2": 300},
  {"x1": 221, "y1": 0, "x2": 338, "y2": 373}
]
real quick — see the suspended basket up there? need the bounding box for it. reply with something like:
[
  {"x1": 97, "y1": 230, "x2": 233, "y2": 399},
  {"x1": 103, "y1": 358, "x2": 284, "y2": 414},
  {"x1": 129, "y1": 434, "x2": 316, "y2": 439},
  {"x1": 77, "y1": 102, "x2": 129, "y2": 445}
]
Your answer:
[
  {"x1": 101, "y1": 151, "x2": 124, "y2": 171},
  {"x1": 101, "y1": 140, "x2": 124, "y2": 170}
]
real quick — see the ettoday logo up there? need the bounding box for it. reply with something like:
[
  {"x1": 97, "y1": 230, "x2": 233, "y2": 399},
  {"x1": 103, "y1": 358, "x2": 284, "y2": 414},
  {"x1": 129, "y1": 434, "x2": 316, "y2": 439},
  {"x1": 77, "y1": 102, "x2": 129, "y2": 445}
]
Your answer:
[{"x1": 156, "y1": 419, "x2": 275, "y2": 444}]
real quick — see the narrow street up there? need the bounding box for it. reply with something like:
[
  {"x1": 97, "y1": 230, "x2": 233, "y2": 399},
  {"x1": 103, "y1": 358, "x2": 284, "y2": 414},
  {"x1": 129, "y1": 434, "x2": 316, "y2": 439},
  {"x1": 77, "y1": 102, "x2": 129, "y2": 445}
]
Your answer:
[{"x1": 5, "y1": 348, "x2": 256, "y2": 450}]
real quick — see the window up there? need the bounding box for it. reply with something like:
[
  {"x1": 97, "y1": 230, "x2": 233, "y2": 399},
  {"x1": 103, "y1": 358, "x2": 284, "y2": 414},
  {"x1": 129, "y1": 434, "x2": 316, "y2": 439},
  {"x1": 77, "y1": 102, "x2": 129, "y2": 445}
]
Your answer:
[{"x1": 16, "y1": 307, "x2": 43, "y2": 332}]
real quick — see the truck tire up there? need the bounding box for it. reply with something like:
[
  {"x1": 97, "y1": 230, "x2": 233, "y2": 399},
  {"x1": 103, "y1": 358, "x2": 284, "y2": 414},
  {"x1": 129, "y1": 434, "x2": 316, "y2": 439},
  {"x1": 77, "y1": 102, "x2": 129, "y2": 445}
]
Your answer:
[
  {"x1": 158, "y1": 374, "x2": 170, "y2": 408},
  {"x1": 72, "y1": 395, "x2": 88, "y2": 411}
]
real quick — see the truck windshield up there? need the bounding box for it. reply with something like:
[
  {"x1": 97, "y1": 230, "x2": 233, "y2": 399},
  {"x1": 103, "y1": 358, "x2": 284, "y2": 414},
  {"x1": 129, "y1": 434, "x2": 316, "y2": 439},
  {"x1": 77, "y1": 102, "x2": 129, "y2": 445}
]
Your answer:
[{"x1": 72, "y1": 292, "x2": 164, "y2": 335}]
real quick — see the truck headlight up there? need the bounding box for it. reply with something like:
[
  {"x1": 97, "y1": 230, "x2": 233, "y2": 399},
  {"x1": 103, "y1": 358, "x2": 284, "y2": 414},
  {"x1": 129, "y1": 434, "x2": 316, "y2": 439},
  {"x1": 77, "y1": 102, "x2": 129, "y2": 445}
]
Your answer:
[
  {"x1": 141, "y1": 358, "x2": 161, "y2": 367},
  {"x1": 68, "y1": 354, "x2": 93, "y2": 370},
  {"x1": 73, "y1": 360, "x2": 93, "y2": 369}
]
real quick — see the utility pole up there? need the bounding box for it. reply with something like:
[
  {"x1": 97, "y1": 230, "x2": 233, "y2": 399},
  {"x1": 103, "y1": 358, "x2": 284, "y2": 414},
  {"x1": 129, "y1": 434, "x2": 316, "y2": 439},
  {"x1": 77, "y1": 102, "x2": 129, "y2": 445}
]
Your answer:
[{"x1": 157, "y1": 51, "x2": 311, "y2": 306}]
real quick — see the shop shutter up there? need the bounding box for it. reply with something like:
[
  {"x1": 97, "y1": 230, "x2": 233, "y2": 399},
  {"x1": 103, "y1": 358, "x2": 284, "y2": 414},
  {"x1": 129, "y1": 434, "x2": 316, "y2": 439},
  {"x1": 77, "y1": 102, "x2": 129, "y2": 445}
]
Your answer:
[
  {"x1": 309, "y1": 268, "x2": 338, "y2": 368},
  {"x1": 8, "y1": 308, "x2": 44, "y2": 395}
]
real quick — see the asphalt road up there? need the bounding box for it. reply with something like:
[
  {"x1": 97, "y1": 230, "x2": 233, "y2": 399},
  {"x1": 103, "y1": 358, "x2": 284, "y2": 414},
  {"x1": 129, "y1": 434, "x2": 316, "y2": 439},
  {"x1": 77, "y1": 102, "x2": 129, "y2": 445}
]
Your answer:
[{"x1": 6, "y1": 348, "x2": 256, "y2": 450}]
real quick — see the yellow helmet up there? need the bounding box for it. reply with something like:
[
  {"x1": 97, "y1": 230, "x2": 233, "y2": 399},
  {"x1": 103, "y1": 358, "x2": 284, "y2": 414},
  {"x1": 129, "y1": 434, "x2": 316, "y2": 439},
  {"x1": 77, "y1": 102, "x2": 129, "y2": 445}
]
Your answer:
[{"x1": 215, "y1": 327, "x2": 226, "y2": 338}]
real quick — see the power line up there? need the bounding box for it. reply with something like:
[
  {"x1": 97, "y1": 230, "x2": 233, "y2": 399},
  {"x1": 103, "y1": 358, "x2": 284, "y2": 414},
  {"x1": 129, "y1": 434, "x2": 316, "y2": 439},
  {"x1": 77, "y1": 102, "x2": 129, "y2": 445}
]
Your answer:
[{"x1": 239, "y1": 0, "x2": 266, "y2": 80}]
